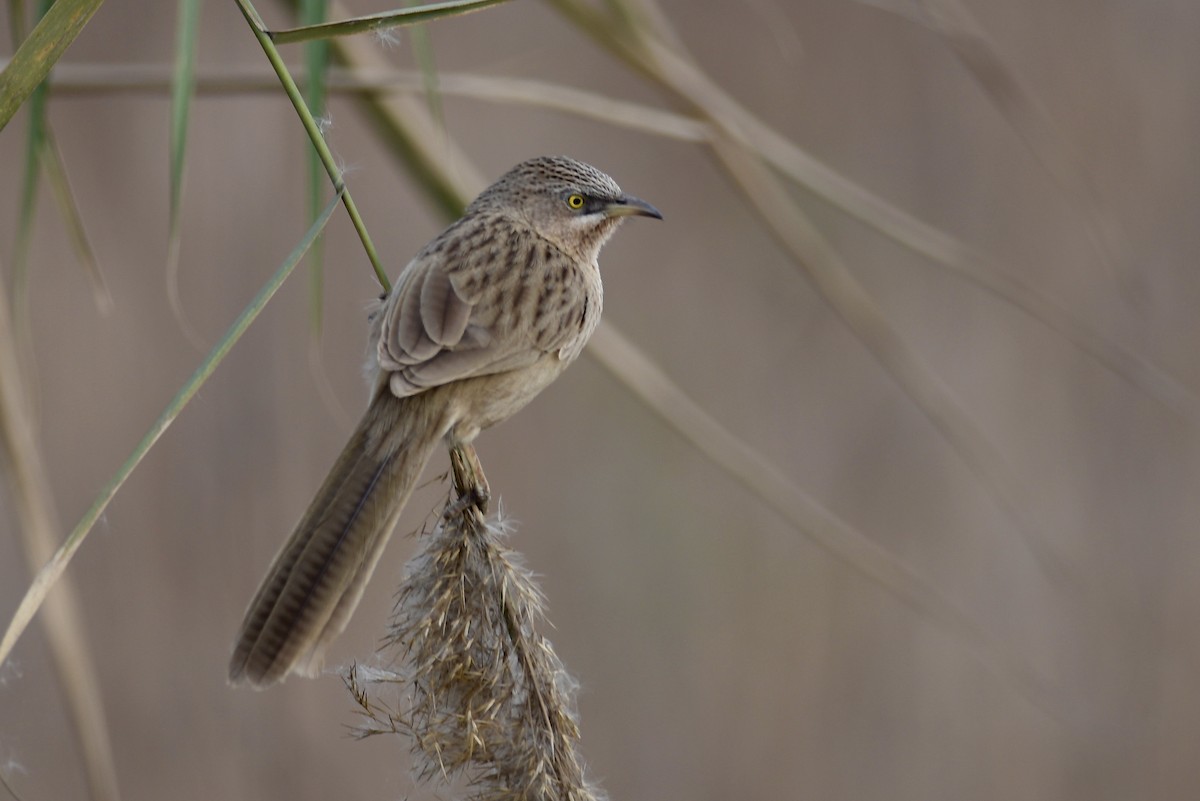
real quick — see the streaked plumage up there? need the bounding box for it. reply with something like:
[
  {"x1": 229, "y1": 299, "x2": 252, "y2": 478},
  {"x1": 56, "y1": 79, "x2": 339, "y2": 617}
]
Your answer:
[{"x1": 229, "y1": 156, "x2": 661, "y2": 687}]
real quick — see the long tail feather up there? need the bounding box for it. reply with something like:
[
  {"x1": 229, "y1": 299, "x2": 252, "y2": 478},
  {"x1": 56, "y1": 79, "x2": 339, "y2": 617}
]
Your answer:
[{"x1": 229, "y1": 389, "x2": 443, "y2": 688}]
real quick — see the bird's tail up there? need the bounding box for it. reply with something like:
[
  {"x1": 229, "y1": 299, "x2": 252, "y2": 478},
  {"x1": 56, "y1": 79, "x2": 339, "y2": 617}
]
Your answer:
[{"x1": 229, "y1": 387, "x2": 444, "y2": 688}]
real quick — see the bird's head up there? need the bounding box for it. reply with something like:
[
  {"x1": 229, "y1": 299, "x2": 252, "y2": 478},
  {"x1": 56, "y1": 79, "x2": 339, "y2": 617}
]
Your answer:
[{"x1": 469, "y1": 156, "x2": 662, "y2": 262}]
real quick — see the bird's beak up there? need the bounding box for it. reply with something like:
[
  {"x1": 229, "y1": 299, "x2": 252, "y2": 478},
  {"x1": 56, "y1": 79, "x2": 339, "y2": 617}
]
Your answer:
[{"x1": 605, "y1": 194, "x2": 663, "y2": 220}]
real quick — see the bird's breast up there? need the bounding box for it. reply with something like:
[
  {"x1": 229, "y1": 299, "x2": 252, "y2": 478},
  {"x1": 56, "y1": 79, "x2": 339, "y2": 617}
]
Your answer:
[{"x1": 441, "y1": 354, "x2": 573, "y2": 446}]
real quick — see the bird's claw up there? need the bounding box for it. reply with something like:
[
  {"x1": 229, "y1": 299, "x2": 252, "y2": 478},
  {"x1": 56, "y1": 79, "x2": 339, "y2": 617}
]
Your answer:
[
  {"x1": 447, "y1": 443, "x2": 491, "y2": 521},
  {"x1": 443, "y1": 483, "x2": 490, "y2": 520}
]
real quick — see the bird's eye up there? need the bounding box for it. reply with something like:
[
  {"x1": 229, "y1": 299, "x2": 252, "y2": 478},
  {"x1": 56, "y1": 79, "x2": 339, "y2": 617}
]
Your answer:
[{"x1": 566, "y1": 193, "x2": 585, "y2": 210}]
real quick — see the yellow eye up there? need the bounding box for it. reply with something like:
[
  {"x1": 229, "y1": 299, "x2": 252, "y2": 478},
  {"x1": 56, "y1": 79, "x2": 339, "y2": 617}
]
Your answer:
[{"x1": 566, "y1": 193, "x2": 585, "y2": 209}]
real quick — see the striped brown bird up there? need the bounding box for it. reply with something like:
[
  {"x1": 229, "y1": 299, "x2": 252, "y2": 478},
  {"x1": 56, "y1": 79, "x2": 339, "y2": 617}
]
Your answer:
[{"x1": 229, "y1": 156, "x2": 661, "y2": 687}]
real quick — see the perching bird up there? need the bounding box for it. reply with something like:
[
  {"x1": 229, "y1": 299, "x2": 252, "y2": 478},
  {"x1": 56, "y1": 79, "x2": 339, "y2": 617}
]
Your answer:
[{"x1": 229, "y1": 156, "x2": 661, "y2": 688}]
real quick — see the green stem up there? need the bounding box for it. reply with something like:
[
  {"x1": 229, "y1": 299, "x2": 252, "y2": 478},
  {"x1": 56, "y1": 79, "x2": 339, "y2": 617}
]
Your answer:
[{"x1": 235, "y1": 0, "x2": 390, "y2": 292}]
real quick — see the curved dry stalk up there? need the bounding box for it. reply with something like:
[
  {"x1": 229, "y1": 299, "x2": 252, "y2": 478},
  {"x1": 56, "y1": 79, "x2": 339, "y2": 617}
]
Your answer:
[
  {"x1": 40, "y1": 130, "x2": 112, "y2": 315},
  {"x1": 164, "y1": 227, "x2": 210, "y2": 352},
  {"x1": 710, "y1": 131, "x2": 1073, "y2": 586},
  {"x1": 307, "y1": 338, "x2": 355, "y2": 430},
  {"x1": 0, "y1": 279, "x2": 121, "y2": 801},
  {"x1": 906, "y1": 0, "x2": 1133, "y2": 301},
  {"x1": 587, "y1": 323, "x2": 1059, "y2": 718},
  {"x1": 28, "y1": 62, "x2": 711, "y2": 143}
]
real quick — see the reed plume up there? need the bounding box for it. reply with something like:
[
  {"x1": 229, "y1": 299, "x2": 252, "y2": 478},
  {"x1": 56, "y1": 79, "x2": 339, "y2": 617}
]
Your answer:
[{"x1": 346, "y1": 497, "x2": 602, "y2": 801}]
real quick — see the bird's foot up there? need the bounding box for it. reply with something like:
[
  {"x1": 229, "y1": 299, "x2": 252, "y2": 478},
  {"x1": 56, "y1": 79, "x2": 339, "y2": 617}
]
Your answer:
[{"x1": 443, "y1": 483, "x2": 490, "y2": 520}]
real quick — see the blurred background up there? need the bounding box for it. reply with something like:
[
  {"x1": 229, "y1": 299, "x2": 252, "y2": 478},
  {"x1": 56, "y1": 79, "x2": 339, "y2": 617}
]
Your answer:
[{"x1": 3, "y1": 1, "x2": 1200, "y2": 799}]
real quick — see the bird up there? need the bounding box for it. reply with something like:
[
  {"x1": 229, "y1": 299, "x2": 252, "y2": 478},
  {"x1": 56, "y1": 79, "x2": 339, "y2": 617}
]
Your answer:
[{"x1": 228, "y1": 156, "x2": 662, "y2": 688}]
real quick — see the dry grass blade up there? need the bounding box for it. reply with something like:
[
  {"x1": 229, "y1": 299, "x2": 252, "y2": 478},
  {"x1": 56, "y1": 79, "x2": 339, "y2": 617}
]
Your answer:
[
  {"x1": 587, "y1": 322, "x2": 1057, "y2": 720},
  {"x1": 347, "y1": 509, "x2": 602, "y2": 800},
  {"x1": 742, "y1": 112, "x2": 1195, "y2": 417},
  {"x1": 0, "y1": 765, "x2": 29, "y2": 801},
  {"x1": 709, "y1": 131, "x2": 1073, "y2": 589},
  {"x1": 40, "y1": 130, "x2": 113, "y2": 315},
  {"x1": 909, "y1": 0, "x2": 1132, "y2": 299},
  {"x1": 403, "y1": 0, "x2": 445, "y2": 127},
  {"x1": 0, "y1": 279, "x2": 121, "y2": 801},
  {"x1": 25, "y1": 62, "x2": 712, "y2": 143}
]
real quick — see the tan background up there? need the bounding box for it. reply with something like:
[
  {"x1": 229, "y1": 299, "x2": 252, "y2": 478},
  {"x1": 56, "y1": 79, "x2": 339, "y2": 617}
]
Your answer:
[{"x1": 3, "y1": 1, "x2": 1200, "y2": 799}]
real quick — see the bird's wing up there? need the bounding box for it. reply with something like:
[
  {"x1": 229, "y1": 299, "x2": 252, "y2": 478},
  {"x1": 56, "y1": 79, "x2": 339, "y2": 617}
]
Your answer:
[{"x1": 376, "y1": 241, "x2": 588, "y2": 397}]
